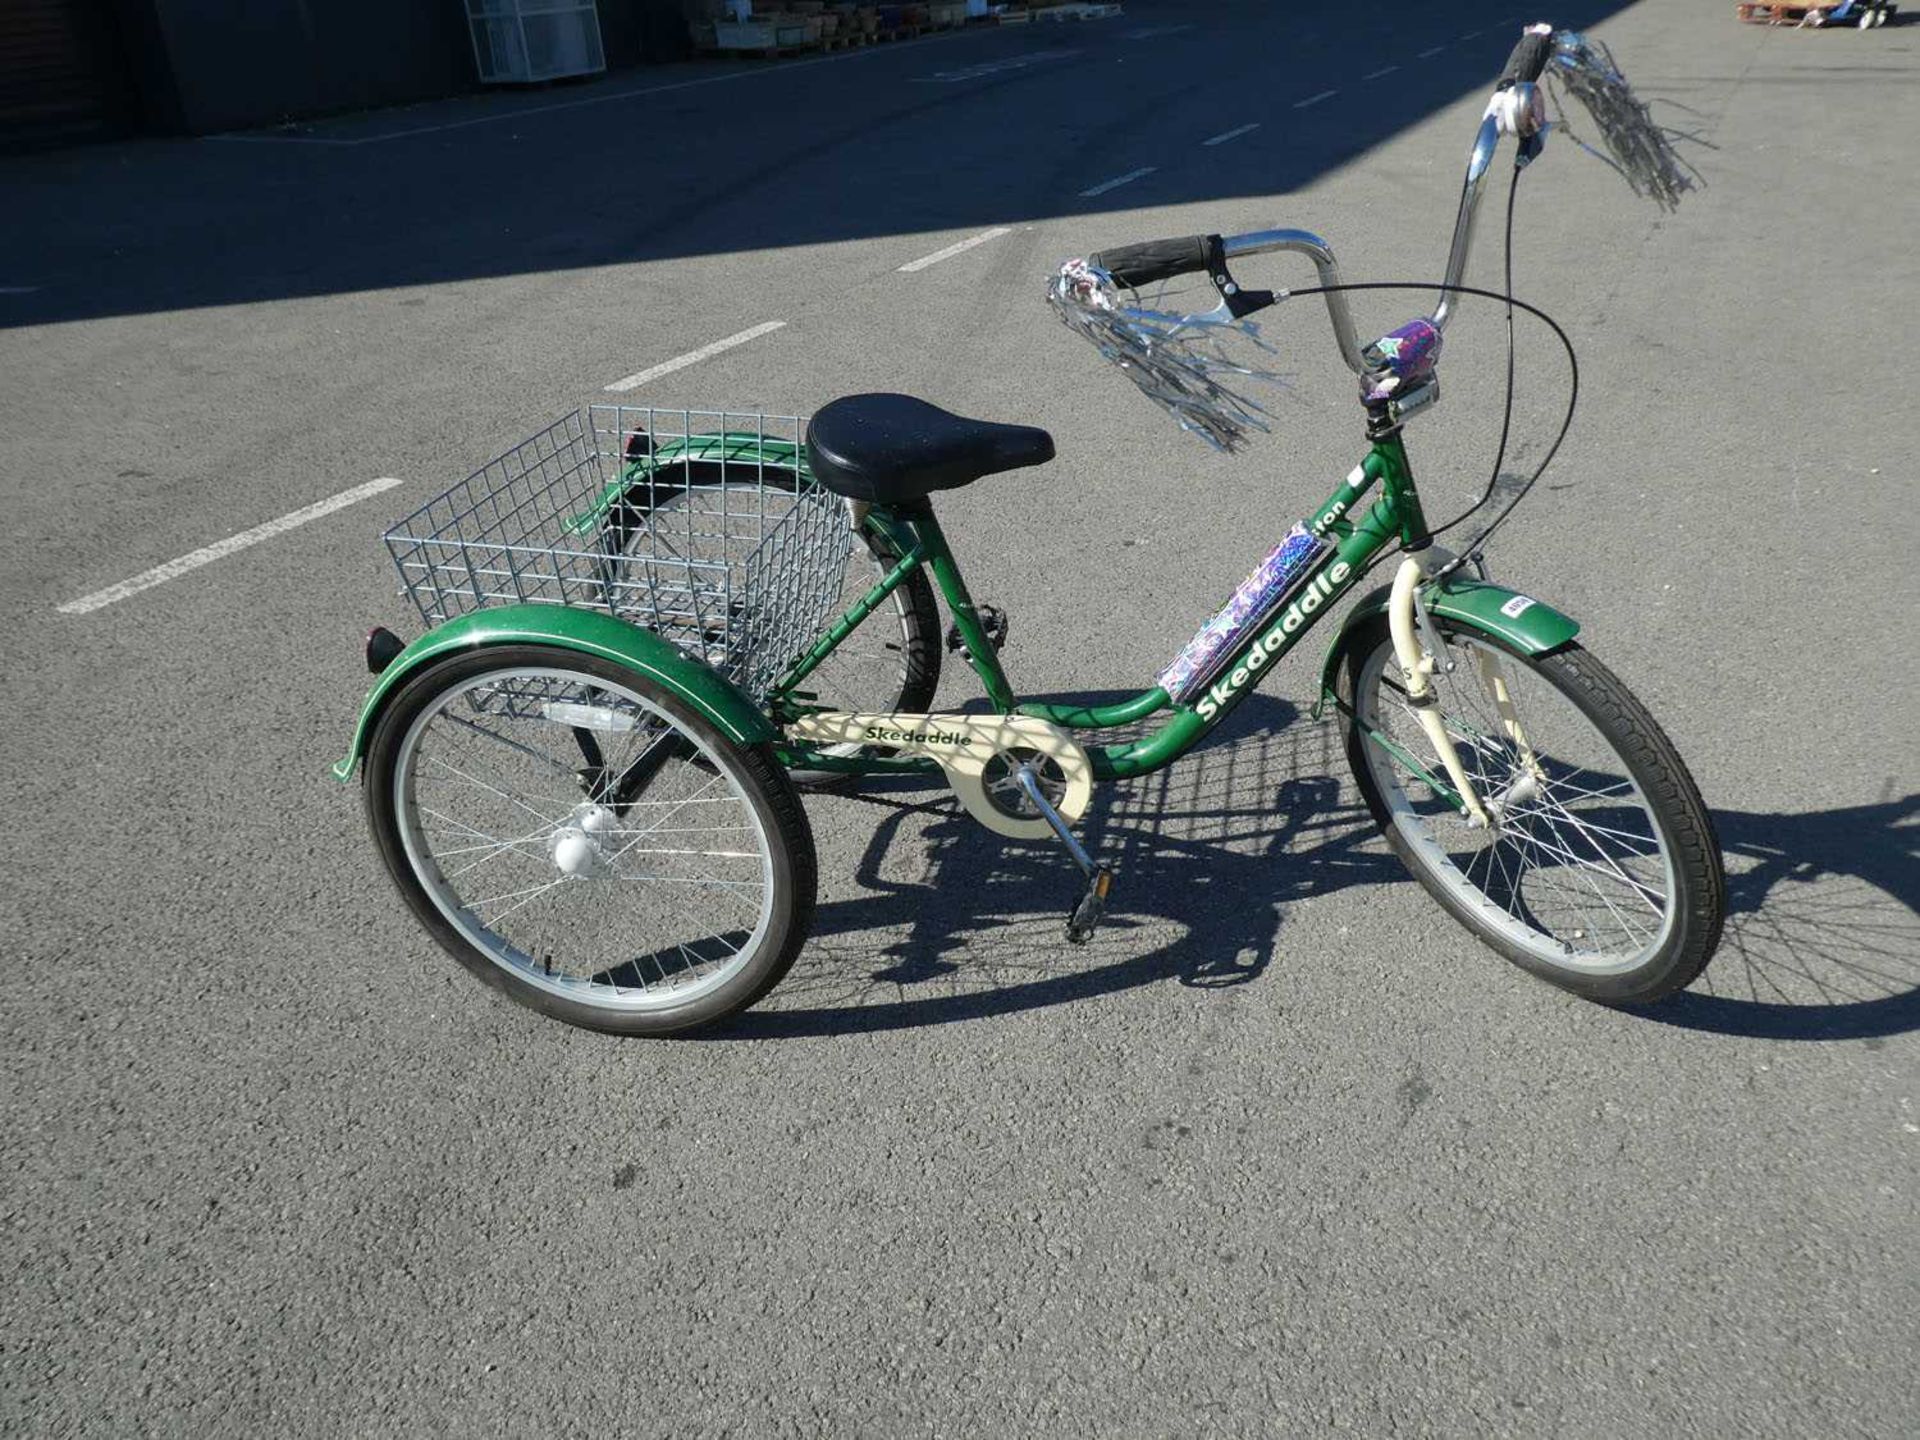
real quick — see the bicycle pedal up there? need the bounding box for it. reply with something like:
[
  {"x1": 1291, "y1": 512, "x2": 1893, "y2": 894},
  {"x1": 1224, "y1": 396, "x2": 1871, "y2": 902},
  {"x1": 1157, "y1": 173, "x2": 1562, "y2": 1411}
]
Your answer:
[
  {"x1": 946, "y1": 604, "x2": 1009, "y2": 661},
  {"x1": 1065, "y1": 867, "x2": 1114, "y2": 946}
]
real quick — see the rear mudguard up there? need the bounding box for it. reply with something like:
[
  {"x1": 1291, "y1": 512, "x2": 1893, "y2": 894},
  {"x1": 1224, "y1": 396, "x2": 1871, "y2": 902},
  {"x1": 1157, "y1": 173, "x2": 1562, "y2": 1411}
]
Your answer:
[
  {"x1": 332, "y1": 604, "x2": 773, "y2": 782},
  {"x1": 1316, "y1": 575, "x2": 1581, "y2": 701},
  {"x1": 562, "y1": 431, "x2": 809, "y2": 538}
]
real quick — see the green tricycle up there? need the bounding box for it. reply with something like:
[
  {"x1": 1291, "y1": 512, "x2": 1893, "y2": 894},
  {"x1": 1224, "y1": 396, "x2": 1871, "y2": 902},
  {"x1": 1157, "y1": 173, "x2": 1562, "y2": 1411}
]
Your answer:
[{"x1": 338, "y1": 24, "x2": 1725, "y2": 1034}]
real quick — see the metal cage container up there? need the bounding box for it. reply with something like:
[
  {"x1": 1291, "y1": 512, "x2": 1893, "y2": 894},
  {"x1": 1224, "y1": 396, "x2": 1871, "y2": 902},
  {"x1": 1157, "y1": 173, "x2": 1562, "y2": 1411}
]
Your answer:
[
  {"x1": 383, "y1": 405, "x2": 853, "y2": 702},
  {"x1": 466, "y1": 0, "x2": 607, "y2": 84}
]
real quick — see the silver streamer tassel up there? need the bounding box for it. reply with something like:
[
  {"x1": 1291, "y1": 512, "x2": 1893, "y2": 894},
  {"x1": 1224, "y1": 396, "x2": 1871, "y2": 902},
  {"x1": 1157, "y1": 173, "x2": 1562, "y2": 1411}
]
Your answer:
[
  {"x1": 1548, "y1": 30, "x2": 1699, "y2": 211},
  {"x1": 1047, "y1": 259, "x2": 1287, "y2": 453}
]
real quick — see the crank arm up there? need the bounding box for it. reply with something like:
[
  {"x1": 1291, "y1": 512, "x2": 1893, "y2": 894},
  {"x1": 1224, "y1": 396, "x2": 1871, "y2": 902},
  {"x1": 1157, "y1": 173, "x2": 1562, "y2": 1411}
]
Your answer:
[
  {"x1": 1014, "y1": 766, "x2": 1098, "y2": 876},
  {"x1": 1014, "y1": 765, "x2": 1114, "y2": 946}
]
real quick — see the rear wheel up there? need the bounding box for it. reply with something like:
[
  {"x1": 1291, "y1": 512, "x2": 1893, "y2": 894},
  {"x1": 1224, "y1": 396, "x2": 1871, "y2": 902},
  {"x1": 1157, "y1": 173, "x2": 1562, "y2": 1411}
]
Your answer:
[
  {"x1": 365, "y1": 645, "x2": 816, "y2": 1035},
  {"x1": 1338, "y1": 617, "x2": 1724, "y2": 1004},
  {"x1": 603, "y1": 461, "x2": 941, "y2": 779}
]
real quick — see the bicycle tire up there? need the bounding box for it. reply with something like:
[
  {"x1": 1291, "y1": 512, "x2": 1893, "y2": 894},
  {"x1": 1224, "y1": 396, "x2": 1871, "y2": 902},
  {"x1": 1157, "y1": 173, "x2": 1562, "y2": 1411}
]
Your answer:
[
  {"x1": 364, "y1": 644, "x2": 816, "y2": 1035},
  {"x1": 1337, "y1": 616, "x2": 1724, "y2": 1004}
]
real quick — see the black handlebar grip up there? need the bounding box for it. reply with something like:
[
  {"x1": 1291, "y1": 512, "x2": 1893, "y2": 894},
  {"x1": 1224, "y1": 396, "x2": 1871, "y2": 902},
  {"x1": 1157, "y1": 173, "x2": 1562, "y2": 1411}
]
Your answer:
[
  {"x1": 1497, "y1": 25, "x2": 1554, "y2": 88},
  {"x1": 1088, "y1": 234, "x2": 1216, "y2": 289}
]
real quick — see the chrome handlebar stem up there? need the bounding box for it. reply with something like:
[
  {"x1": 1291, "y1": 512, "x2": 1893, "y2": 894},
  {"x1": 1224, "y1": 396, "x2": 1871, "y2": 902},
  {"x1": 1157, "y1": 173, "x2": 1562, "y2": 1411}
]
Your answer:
[
  {"x1": 1436, "y1": 79, "x2": 1547, "y2": 330},
  {"x1": 1432, "y1": 113, "x2": 1506, "y2": 331},
  {"x1": 1216, "y1": 69, "x2": 1549, "y2": 366}
]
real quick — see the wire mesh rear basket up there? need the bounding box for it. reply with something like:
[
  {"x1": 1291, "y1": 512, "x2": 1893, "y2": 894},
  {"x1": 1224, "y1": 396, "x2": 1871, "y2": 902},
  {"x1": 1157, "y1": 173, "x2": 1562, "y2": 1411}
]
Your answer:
[{"x1": 384, "y1": 406, "x2": 852, "y2": 702}]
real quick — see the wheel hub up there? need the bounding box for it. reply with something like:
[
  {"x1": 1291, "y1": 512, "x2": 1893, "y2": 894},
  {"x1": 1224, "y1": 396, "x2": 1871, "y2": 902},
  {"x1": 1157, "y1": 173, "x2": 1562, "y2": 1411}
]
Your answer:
[{"x1": 549, "y1": 803, "x2": 618, "y2": 879}]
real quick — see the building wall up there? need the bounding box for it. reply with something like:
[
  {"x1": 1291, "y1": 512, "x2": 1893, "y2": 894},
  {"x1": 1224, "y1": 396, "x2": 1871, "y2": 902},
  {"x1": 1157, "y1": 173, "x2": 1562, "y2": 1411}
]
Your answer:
[
  {"x1": 0, "y1": 0, "x2": 699, "y2": 140},
  {"x1": 146, "y1": 0, "x2": 475, "y2": 133},
  {"x1": 0, "y1": 0, "x2": 140, "y2": 144}
]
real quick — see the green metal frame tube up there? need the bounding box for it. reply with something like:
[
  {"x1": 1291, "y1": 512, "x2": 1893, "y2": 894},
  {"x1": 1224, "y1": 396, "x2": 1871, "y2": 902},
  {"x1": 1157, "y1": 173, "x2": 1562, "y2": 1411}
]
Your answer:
[
  {"x1": 1018, "y1": 689, "x2": 1171, "y2": 729},
  {"x1": 915, "y1": 510, "x2": 1017, "y2": 713},
  {"x1": 769, "y1": 747, "x2": 940, "y2": 775},
  {"x1": 1085, "y1": 453, "x2": 1404, "y2": 780},
  {"x1": 1371, "y1": 433, "x2": 1427, "y2": 546},
  {"x1": 772, "y1": 528, "x2": 928, "y2": 701},
  {"x1": 767, "y1": 437, "x2": 1419, "y2": 784}
]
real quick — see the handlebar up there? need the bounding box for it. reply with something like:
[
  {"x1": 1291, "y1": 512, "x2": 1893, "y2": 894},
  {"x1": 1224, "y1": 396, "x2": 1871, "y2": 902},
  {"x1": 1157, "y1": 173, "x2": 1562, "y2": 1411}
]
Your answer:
[
  {"x1": 1434, "y1": 22, "x2": 1552, "y2": 329},
  {"x1": 1088, "y1": 235, "x2": 1212, "y2": 289},
  {"x1": 1088, "y1": 230, "x2": 1370, "y2": 375},
  {"x1": 1088, "y1": 23, "x2": 1561, "y2": 373},
  {"x1": 1498, "y1": 25, "x2": 1554, "y2": 87},
  {"x1": 1221, "y1": 230, "x2": 1369, "y2": 376}
]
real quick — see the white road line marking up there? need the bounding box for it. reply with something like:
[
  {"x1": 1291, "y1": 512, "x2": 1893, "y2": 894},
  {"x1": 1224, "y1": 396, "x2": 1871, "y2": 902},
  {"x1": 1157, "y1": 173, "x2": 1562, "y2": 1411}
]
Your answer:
[
  {"x1": 0, "y1": 285, "x2": 42, "y2": 294},
  {"x1": 603, "y1": 321, "x2": 786, "y2": 393},
  {"x1": 201, "y1": 132, "x2": 356, "y2": 147},
  {"x1": 1203, "y1": 122, "x2": 1261, "y2": 146},
  {"x1": 203, "y1": 32, "x2": 963, "y2": 147},
  {"x1": 898, "y1": 226, "x2": 1013, "y2": 272},
  {"x1": 1419, "y1": 45, "x2": 1447, "y2": 58},
  {"x1": 57, "y1": 477, "x2": 404, "y2": 616},
  {"x1": 914, "y1": 49, "x2": 1078, "y2": 83},
  {"x1": 1079, "y1": 166, "x2": 1156, "y2": 198},
  {"x1": 1362, "y1": 64, "x2": 1399, "y2": 80},
  {"x1": 1125, "y1": 23, "x2": 1195, "y2": 39},
  {"x1": 1294, "y1": 89, "x2": 1339, "y2": 109},
  {"x1": 1463, "y1": 29, "x2": 1483, "y2": 39}
]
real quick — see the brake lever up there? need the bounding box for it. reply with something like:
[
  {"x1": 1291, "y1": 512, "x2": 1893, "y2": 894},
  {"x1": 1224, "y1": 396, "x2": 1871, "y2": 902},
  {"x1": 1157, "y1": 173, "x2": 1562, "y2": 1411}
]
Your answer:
[
  {"x1": 1202, "y1": 234, "x2": 1275, "y2": 319},
  {"x1": 1129, "y1": 245, "x2": 1279, "y2": 339}
]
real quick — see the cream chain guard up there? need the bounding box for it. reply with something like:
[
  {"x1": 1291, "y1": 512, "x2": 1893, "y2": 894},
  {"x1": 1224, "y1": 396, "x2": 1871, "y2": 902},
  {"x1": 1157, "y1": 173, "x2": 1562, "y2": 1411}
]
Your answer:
[{"x1": 786, "y1": 711, "x2": 1094, "y2": 839}]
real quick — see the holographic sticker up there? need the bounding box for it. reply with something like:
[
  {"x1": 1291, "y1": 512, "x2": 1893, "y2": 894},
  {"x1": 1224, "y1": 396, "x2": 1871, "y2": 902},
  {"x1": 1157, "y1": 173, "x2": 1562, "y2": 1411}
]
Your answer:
[
  {"x1": 1158, "y1": 524, "x2": 1328, "y2": 703},
  {"x1": 1362, "y1": 318, "x2": 1444, "y2": 402}
]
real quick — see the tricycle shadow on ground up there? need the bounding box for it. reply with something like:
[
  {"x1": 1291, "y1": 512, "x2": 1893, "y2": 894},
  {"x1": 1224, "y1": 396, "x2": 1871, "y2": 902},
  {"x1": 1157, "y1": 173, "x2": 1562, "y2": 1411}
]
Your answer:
[
  {"x1": 1644, "y1": 791, "x2": 1920, "y2": 1042},
  {"x1": 707, "y1": 693, "x2": 1391, "y2": 1038},
  {"x1": 703, "y1": 694, "x2": 1920, "y2": 1042}
]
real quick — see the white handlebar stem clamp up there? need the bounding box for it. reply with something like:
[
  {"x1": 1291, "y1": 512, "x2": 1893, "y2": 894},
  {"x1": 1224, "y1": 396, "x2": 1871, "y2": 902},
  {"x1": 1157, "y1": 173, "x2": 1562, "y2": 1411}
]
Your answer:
[{"x1": 1487, "y1": 80, "x2": 1547, "y2": 140}]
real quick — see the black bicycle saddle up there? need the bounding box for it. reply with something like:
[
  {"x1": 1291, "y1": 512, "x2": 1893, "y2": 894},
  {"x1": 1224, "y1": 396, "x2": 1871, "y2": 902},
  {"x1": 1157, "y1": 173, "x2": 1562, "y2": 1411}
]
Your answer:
[{"x1": 805, "y1": 393, "x2": 1054, "y2": 505}]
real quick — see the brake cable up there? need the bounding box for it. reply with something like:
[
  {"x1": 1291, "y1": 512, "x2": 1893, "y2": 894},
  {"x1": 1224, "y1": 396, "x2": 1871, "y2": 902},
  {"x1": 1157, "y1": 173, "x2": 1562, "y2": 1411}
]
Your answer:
[{"x1": 1275, "y1": 170, "x2": 1581, "y2": 588}]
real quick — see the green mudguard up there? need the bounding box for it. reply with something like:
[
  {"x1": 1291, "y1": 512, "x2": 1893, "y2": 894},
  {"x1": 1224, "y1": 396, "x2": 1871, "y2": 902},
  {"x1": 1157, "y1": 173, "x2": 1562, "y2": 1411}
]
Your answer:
[
  {"x1": 1317, "y1": 576, "x2": 1581, "y2": 700},
  {"x1": 562, "y1": 432, "x2": 808, "y2": 537},
  {"x1": 333, "y1": 604, "x2": 773, "y2": 782}
]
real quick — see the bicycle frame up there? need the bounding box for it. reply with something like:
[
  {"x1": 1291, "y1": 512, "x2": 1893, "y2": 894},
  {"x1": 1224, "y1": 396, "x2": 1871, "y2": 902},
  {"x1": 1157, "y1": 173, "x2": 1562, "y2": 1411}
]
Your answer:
[{"x1": 769, "y1": 430, "x2": 1429, "y2": 783}]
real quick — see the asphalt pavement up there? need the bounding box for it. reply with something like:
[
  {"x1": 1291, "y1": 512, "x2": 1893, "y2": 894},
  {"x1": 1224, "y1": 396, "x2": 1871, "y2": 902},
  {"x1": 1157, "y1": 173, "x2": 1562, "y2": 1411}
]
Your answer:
[{"x1": 3, "y1": 0, "x2": 1917, "y2": 1433}]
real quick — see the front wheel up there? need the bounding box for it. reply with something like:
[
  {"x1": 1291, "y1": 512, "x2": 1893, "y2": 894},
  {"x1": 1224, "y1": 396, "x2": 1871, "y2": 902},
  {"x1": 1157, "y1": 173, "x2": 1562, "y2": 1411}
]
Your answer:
[
  {"x1": 1338, "y1": 617, "x2": 1725, "y2": 1004},
  {"x1": 364, "y1": 644, "x2": 816, "y2": 1035}
]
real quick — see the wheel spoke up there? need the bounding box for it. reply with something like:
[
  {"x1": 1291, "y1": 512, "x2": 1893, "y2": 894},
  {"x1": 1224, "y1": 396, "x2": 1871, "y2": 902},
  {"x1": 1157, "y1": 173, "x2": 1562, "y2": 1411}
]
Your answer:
[
  {"x1": 420, "y1": 754, "x2": 572, "y2": 830},
  {"x1": 1509, "y1": 802, "x2": 1658, "y2": 852},
  {"x1": 1355, "y1": 626, "x2": 1681, "y2": 974},
  {"x1": 1512, "y1": 809, "x2": 1667, "y2": 912},
  {"x1": 1499, "y1": 825, "x2": 1658, "y2": 948},
  {"x1": 390, "y1": 662, "x2": 779, "y2": 1014}
]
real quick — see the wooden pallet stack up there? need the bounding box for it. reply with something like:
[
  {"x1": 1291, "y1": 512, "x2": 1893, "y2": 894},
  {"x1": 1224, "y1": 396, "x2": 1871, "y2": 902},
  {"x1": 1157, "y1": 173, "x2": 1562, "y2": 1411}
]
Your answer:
[
  {"x1": 699, "y1": 0, "x2": 1044, "y2": 56},
  {"x1": 1733, "y1": 0, "x2": 1893, "y2": 22},
  {"x1": 996, "y1": 1, "x2": 1123, "y2": 22}
]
